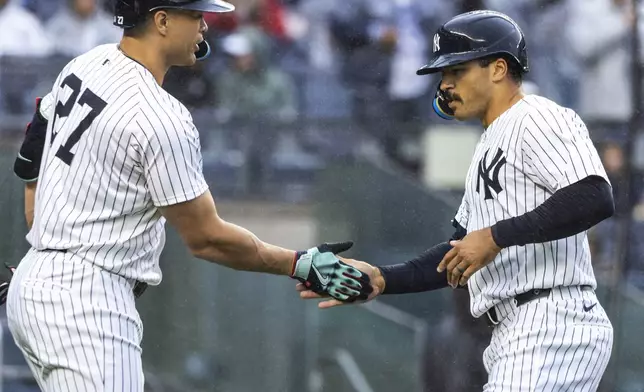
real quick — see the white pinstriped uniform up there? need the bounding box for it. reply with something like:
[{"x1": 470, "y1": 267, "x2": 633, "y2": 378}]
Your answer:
[
  {"x1": 7, "y1": 44, "x2": 208, "y2": 391},
  {"x1": 455, "y1": 95, "x2": 614, "y2": 391}
]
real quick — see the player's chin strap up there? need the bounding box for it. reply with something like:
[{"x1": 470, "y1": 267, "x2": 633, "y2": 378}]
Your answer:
[
  {"x1": 195, "y1": 40, "x2": 211, "y2": 61},
  {"x1": 433, "y1": 82, "x2": 455, "y2": 121}
]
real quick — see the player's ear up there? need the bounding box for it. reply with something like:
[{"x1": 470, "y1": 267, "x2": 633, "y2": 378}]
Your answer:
[
  {"x1": 491, "y1": 58, "x2": 507, "y2": 83},
  {"x1": 152, "y1": 10, "x2": 170, "y2": 36}
]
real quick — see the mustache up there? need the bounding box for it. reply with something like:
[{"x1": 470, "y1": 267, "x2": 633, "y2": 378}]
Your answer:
[
  {"x1": 438, "y1": 89, "x2": 462, "y2": 103},
  {"x1": 445, "y1": 92, "x2": 462, "y2": 102}
]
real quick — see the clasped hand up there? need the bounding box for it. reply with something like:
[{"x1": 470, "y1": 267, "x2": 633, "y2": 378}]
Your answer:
[
  {"x1": 292, "y1": 242, "x2": 375, "y2": 303},
  {"x1": 438, "y1": 227, "x2": 502, "y2": 288}
]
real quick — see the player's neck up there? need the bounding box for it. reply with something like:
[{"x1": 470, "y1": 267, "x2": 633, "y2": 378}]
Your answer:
[
  {"x1": 118, "y1": 38, "x2": 169, "y2": 86},
  {"x1": 481, "y1": 88, "x2": 524, "y2": 129}
]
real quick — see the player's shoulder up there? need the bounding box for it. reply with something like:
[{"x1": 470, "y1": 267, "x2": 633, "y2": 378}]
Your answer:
[
  {"x1": 53, "y1": 44, "x2": 120, "y2": 85},
  {"x1": 66, "y1": 44, "x2": 119, "y2": 68},
  {"x1": 520, "y1": 94, "x2": 581, "y2": 119},
  {"x1": 132, "y1": 83, "x2": 196, "y2": 143},
  {"x1": 136, "y1": 81, "x2": 194, "y2": 129},
  {"x1": 518, "y1": 94, "x2": 584, "y2": 131}
]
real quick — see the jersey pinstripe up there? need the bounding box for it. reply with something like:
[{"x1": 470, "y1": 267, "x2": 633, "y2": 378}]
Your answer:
[
  {"x1": 455, "y1": 95, "x2": 609, "y2": 319},
  {"x1": 27, "y1": 43, "x2": 208, "y2": 285},
  {"x1": 481, "y1": 286, "x2": 613, "y2": 391},
  {"x1": 7, "y1": 249, "x2": 145, "y2": 391}
]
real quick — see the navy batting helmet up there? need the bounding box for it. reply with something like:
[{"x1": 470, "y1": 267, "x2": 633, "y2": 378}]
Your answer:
[
  {"x1": 113, "y1": 0, "x2": 235, "y2": 61},
  {"x1": 417, "y1": 10, "x2": 529, "y2": 120},
  {"x1": 417, "y1": 10, "x2": 529, "y2": 75}
]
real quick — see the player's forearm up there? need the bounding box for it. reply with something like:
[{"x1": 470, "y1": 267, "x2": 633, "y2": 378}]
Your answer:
[
  {"x1": 377, "y1": 242, "x2": 453, "y2": 294},
  {"x1": 194, "y1": 220, "x2": 295, "y2": 276},
  {"x1": 24, "y1": 182, "x2": 37, "y2": 229},
  {"x1": 491, "y1": 175, "x2": 614, "y2": 248}
]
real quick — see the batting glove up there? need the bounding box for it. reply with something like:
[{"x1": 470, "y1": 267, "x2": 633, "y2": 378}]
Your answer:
[
  {"x1": 292, "y1": 242, "x2": 373, "y2": 302},
  {"x1": 0, "y1": 264, "x2": 16, "y2": 306}
]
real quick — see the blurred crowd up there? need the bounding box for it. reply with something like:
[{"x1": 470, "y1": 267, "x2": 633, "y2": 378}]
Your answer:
[{"x1": 1, "y1": 0, "x2": 642, "y2": 163}]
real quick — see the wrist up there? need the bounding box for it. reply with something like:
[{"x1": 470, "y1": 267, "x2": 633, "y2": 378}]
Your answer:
[
  {"x1": 374, "y1": 266, "x2": 387, "y2": 294},
  {"x1": 485, "y1": 227, "x2": 502, "y2": 254},
  {"x1": 291, "y1": 250, "x2": 308, "y2": 277},
  {"x1": 490, "y1": 223, "x2": 508, "y2": 249},
  {"x1": 291, "y1": 250, "x2": 300, "y2": 276}
]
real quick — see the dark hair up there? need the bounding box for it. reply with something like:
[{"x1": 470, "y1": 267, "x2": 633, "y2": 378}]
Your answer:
[
  {"x1": 478, "y1": 54, "x2": 523, "y2": 84},
  {"x1": 122, "y1": 11, "x2": 153, "y2": 38}
]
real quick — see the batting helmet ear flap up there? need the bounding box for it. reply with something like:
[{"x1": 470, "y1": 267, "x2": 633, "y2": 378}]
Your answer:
[
  {"x1": 433, "y1": 82, "x2": 455, "y2": 120},
  {"x1": 195, "y1": 40, "x2": 211, "y2": 61}
]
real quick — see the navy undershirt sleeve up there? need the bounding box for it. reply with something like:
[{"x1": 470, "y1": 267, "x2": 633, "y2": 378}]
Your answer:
[
  {"x1": 491, "y1": 175, "x2": 614, "y2": 248},
  {"x1": 378, "y1": 176, "x2": 614, "y2": 295}
]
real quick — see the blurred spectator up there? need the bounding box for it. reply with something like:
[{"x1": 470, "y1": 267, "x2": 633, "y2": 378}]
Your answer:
[
  {"x1": 588, "y1": 140, "x2": 644, "y2": 282},
  {"x1": 254, "y1": 0, "x2": 288, "y2": 41},
  {"x1": 0, "y1": 0, "x2": 51, "y2": 56},
  {"x1": 600, "y1": 141, "x2": 644, "y2": 217},
  {"x1": 45, "y1": 0, "x2": 122, "y2": 57},
  {"x1": 215, "y1": 30, "x2": 297, "y2": 123},
  {"x1": 457, "y1": 0, "x2": 486, "y2": 12},
  {"x1": 205, "y1": 0, "x2": 289, "y2": 41},
  {"x1": 205, "y1": 11, "x2": 239, "y2": 37},
  {"x1": 485, "y1": 0, "x2": 579, "y2": 110},
  {"x1": 293, "y1": 0, "x2": 338, "y2": 73},
  {"x1": 163, "y1": 63, "x2": 216, "y2": 110},
  {"x1": 329, "y1": 0, "x2": 453, "y2": 174},
  {"x1": 22, "y1": 0, "x2": 63, "y2": 21},
  {"x1": 566, "y1": 0, "x2": 637, "y2": 143}
]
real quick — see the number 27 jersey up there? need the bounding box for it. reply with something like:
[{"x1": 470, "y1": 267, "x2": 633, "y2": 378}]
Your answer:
[{"x1": 28, "y1": 44, "x2": 209, "y2": 285}]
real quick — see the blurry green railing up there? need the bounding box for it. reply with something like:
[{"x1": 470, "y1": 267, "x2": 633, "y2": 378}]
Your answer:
[{"x1": 314, "y1": 301, "x2": 427, "y2": 392}]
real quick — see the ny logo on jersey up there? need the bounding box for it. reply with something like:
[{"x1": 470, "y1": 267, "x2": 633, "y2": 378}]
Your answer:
[{"x1": 476, "y1": 148, "x2": 506, "y2": 200}]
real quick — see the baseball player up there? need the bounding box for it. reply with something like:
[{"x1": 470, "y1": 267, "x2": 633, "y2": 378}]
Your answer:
[
  {"x1": 300, "y1": 11, "x2": 615, "y2": 391},
  {"x1": 4, "y1": 1, "x2": 372, "y2": 390}
]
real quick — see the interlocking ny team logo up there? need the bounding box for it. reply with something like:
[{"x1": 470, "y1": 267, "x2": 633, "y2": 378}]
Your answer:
[
  {"x1": 433, "y1": 33, "x2": 440, "y2": 53},
  {"x1": 476, "y1": 148, "x2": 507, "y2": 200}
]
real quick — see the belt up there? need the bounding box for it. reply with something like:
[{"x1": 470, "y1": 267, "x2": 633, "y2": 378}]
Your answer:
[
  {"x1": 133, "y1": 281, "x2": 148, "y2": 298},
  {"x1": 44, "y1": 248, "x2": 67, "y2": 253},
  {"x1": 485, "y1": 288, "x2": 551, "y2": 328},
  {"x1": 42, "y1": 248, "x2": 148, "y2": 298}
]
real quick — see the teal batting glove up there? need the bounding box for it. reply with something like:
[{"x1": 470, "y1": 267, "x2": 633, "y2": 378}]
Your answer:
[{"x1": 292, "y1": 242, "x2": 373, "y2": 302}]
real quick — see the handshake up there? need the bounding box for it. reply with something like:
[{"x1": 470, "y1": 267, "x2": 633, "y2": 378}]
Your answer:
[{"x1": 291, "y1": 241, "x2": 384, "y2": 308}]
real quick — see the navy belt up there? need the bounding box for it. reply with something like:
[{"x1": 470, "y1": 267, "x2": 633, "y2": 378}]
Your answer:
[{"x1": 485, "y1": 288, "x2": 552, "y2": 327}]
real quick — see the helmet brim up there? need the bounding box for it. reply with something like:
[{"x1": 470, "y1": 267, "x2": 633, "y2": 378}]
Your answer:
[
  {"x1": 151, "y1": 0, "x2": 235, "y2": 13},
  {"x1": 416, "y1": 52, "x2": 488, "y2": 75}
]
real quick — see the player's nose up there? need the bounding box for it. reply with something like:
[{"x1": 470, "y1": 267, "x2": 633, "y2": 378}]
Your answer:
[
  {"x1": 440, "y1": 79, "x2": 454, "y2": 92},
  {"x1": 200, "y1": 17, "x2": 209, "y2": 34}
]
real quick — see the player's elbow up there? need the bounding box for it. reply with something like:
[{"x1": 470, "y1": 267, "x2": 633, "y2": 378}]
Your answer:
[
  {"x1": 598, "y1": 194, "x2": 615, "y2": 222},
  {"x1": 183, "y1": 224, "x2": 224, "y2": 261},
  {"x1": 595, "y1": 179, "x2": 615, "y2": 223},
  {"x1": 185, "y1": 236, "x2": 213, "y2": 260}
]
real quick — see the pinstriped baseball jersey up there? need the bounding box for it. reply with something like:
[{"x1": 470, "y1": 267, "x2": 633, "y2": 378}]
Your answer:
[
  {"x1": 454, "y1": 94, "x2": 609, "y2": 318},
  {"x1": 27, "y1": 43, "x2": 208, "y2": 285}
]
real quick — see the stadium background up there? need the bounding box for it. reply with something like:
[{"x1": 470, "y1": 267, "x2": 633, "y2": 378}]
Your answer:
[{"x1": 1, "y1": 0, "x2": 644, "y2": 391}]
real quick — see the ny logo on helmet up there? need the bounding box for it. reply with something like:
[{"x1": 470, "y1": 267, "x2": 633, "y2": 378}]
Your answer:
[{"x1": 433, "y1": 34, "x2": 440, "y2": 53}]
